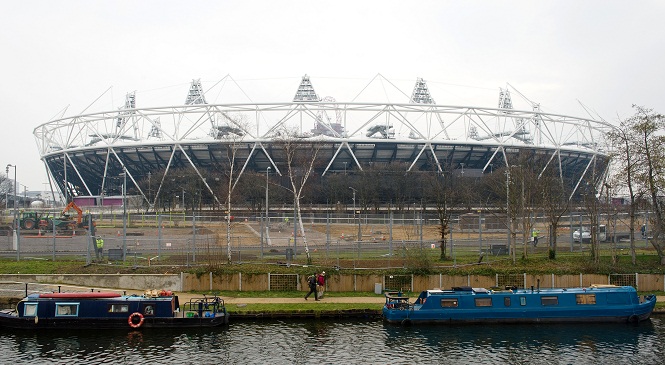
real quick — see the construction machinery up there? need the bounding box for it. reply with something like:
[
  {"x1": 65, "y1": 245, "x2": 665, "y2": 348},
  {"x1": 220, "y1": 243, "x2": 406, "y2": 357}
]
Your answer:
[{"x1": 10, "y1": 202, "x2": 94, "y2": 235}]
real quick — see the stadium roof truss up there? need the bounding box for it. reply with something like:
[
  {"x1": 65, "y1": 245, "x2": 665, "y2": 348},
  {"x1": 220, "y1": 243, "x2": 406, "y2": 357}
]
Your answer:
[{"x1": 34, "y1": 82, "x2": 613, "y2": 207}]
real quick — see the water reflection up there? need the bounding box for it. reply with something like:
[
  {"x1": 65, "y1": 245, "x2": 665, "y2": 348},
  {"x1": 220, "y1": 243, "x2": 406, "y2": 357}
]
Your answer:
[
  {"x1": 381, "y1": 319, "x2": 662, "y2": 364},
  {"x1": 0, "y1": 318, "x2": 662, "y2": 364}
]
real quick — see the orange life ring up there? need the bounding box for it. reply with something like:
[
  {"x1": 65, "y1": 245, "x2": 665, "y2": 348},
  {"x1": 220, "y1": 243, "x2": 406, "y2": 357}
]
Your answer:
[{"x1": 128, "y1": 312, "x2": 144, "y2": 328}]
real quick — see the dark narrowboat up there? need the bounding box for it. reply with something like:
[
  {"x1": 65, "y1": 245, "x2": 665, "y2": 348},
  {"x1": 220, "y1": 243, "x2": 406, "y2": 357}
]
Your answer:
[{"x1": 0, "y1": 290, "x2": 229, "y2": 329}]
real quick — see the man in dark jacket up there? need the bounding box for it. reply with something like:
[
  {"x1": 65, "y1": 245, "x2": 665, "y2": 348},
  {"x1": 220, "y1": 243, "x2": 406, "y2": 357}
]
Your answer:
[{"x1": 304, "y1": 273, "x2": 319, "y2": 301}]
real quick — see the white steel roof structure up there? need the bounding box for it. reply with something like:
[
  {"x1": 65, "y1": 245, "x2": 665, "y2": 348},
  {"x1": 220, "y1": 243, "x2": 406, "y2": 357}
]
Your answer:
[{"x1": 33, "y1": 76, "x2": 612, "y2": 207}]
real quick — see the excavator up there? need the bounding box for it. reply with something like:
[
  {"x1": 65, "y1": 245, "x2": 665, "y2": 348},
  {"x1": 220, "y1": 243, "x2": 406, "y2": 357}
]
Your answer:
[
  {"x1": 61, "y1": 201, "x2": 95, "y2": 230},
  {"x1": 11, "y1": 202, "x2": 94, "y2": 235}
]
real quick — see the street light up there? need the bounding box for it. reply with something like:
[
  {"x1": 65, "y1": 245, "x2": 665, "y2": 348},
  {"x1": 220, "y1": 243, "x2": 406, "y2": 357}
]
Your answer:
[
  {"x1": 181, "y1": 188, "x2": 185, "y2": 212},
  {"x1": 120, "y1": 168, "x2": 127, "y2": 261},
  {"x1": 6, "y1": 164, "x2": 19, "y2": 260},
  {"x1": 349, "y1": 187, "x2": 360, "y2": 241},
  {"x1": 265, "y1": 166, "x2": 271, "y2": 231}
]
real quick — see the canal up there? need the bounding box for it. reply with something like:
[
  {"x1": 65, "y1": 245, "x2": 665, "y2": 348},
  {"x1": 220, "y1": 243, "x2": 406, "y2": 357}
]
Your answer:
[{"x1": 1, "y1": 317, "x2": 662, "y2": 364}]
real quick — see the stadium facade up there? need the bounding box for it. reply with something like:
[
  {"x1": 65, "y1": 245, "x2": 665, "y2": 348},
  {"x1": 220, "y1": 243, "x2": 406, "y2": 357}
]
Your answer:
[{"x1": 33, "y1": 75, "x2": 612, "y2": 208}]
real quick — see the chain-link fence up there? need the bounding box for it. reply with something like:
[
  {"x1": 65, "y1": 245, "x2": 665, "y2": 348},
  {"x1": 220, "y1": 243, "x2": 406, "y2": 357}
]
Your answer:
[{"x1": 0, "y1": 210, "x2": 657, "y2": 268}]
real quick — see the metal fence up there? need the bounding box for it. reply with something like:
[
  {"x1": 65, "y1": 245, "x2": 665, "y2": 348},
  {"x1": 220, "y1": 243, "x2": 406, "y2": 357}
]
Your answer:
[{"x1": 0, "y1": 210, "x2": 657, "y2": 268}]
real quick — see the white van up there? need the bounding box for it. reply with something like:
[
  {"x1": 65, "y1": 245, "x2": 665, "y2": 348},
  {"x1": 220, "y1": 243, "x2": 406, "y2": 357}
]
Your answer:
[{"x1": 573, "y1": 225, "x2": 606, "y2": 243}]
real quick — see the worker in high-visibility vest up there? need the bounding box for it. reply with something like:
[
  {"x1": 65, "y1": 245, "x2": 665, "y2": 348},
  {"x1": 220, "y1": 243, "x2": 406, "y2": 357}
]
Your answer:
[
  {"x1": 532, "y1": 229, "x2": 539, "y2": 247},
  {"x1": 95, "y1": 236, "x2": 104, "y2": 259}
]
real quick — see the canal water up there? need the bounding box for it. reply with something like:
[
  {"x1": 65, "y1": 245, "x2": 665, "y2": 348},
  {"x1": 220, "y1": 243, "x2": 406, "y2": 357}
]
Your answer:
[{"x1": 0, "y1": 317, "x2": 663, "y2": 364}]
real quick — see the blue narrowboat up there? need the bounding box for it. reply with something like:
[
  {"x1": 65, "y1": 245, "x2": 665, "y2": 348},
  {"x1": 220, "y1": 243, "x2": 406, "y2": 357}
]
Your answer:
[
  {"x1": 383, "y1": 285, "x2": 657, "y2": 325},
  {"x1": 0, "y1": 290, "x2": 229, "y2": 329}
]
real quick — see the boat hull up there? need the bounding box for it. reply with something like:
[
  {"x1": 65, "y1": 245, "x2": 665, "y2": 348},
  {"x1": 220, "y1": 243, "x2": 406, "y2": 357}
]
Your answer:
[
  {"x1": 383, "y1": 312, "x2": 652, "y2": 325},
  {"x1": 0, "y1": 312, "x2": 228, "y2": 329}
]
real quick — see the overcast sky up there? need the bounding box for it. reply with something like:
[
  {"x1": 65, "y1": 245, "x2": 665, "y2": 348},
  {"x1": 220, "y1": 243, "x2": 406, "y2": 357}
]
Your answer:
[{"x1": 2, "y1": 0, "x2": 664, "y2": 191}]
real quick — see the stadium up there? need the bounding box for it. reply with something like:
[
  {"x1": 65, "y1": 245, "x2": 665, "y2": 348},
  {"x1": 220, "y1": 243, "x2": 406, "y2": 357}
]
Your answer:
[{"x1": 33, "y1": 75, "x2": 612, "y2": 209}]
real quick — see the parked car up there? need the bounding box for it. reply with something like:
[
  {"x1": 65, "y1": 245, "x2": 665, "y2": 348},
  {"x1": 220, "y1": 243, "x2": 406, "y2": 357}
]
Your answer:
[{"x1": 573, "y1": 225, "x2": 606, "y2": 243}]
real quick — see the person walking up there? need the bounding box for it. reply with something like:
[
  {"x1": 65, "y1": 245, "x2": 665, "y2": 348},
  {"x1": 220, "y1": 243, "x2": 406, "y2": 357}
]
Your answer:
[
  {"x1": 305, "y1": 273, "x2": 319, "y2": 301},
  {"x1": 532, "y1": 229, "x2": 539, "y2": 247},
  {"x1": 317, "y1": 271, "x2": 326, "y2": 299},
  {"x1": 95, "y1": 236, "x2": 104, "y2": 259}
]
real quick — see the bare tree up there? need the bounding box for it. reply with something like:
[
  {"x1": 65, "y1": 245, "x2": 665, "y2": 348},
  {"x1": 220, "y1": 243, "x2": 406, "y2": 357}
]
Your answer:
[
  {"x1": 424, "y1": 170, "x2": 453, "y2": 260},
  {"x1": 218, "y1": 118, "x2": 248, "y2": 264},
  {"x1": 627, "y1": 106, "x2": 665, "y2": 262},
  {"x1": 276, "y1": 130, "x2": 323, "y2": 264},
  {"x1": 606, "y1": 120, "x2": 642, "y2": 265}
]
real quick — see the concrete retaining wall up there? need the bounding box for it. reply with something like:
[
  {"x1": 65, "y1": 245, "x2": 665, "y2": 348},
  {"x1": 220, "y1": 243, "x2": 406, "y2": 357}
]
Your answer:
[{"x1": 1, "y1": 273, "x2": 663, "y2": 293}]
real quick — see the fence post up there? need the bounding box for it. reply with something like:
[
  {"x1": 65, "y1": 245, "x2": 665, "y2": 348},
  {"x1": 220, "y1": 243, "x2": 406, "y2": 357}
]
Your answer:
[
  {"x1": 523, "y1": 273, "x2": 526, "y2": 289},
  {"x1": 636, "y1": 272, "x2": 639, "y2": 290},
  {"x1": 192, "y1": 213, "x2": 197, "y2": 262},
  {"x1": 389, "y1": 211, "x2": 393, "y2": 256},
  {"x1": 158, "y1": 214, "x2": 162, "y2": 262},
  {"x1": 326, "y1": 212, "x2": 330, "y2": 258},
  {"x1": 551, "y1": 273, "x2": 554, "y2": 288}
]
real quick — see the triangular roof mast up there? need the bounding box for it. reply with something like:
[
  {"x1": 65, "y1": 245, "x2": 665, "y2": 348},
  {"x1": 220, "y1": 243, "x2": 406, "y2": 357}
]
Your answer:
[
  {"x1": 498, "y1": 87, "x2": 513, "y2": 111},
  {"x1": 410, "y1": 77, "x2": 435, "y2": 104},
  {"x1": 185, "y1": 79, "x2": 207, "y2": 105},
  {"x1": 115, "y1": 92, "x2": 136, "y2": 129},
  {"x1": 293, "y1": 74, "x2": 320, "y2": 102}
]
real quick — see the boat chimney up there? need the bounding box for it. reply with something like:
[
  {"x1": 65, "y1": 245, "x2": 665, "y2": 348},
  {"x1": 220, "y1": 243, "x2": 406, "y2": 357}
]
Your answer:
[
  {"x1": 25, "y1": 283, "x2": 28, "y2": 298},
  {"x1": 531, "y1": 286, "x2": 534, "y2": 293},
  {"x1": 537, "y1": 279, "x2": 540, "y2": 292},
  {"x1": 58, "y1": 285, "x2": 61, "y2": 293}
]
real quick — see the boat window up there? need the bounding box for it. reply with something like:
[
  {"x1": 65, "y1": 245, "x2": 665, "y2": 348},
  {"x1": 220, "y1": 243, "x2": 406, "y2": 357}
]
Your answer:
[
  {"x1": 108, "y1": 304, "x2": 129, "y2": 313},
  {"x1": 475, "y1": 298, "x2": 492, "y2": 307},
  {"x1": 541, "y1": 296, "x2": 559, "y2": 306},
  {"x1": 55, "y1": 303, "x2": 79, "y2": 317},
  {"x1": 143, "y1": 304, "x2": 155, "y2": 316},
  {"x1": 504, "y1": 297, "x2": 511, "y2": 307},
  {"x1": 441, "y1": 299, "x2": 458, "y2": 308},
  {"x1": 520, "y1": 297, "x2": 526, "y2": 306},
  {"x1": 23, "y1": 303, "x2": 38, "y2": 316},
  {"x1": 576, "y1": 294, "x2": 596, "y2": 305}
]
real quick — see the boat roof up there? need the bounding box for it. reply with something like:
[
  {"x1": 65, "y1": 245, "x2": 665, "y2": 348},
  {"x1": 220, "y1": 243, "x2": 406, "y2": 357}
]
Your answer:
[
  {"x1": 426, "y1": 285, "x2": 635, "y2": 296},
  {"x1": 38, "y1": 292, "x2": 121, "y2": 299},
  {"x1": 26, "y1": 293, "x2": 175, "y2": 301}
]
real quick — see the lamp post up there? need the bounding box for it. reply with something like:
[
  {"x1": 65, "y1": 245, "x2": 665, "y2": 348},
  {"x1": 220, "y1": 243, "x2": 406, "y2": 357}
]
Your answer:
[
  {"x1": 6, "y1": 164, "x2": 18, "y2": 260},
  {"x1": 147, "y1": 171, "x2": 152, "y2": 210},
  {"x1": 349, "y1": 187, "x2": 360, "y2": 241},
  {"x1": 121, "y1": 168, "x2": 127, "y2": 261},
  {"x1": 181, "y1": 188, "x2": 185, "y2": 212},
  {"x1": 265, "y1": 166, "x2": 271, "y2": 245}
]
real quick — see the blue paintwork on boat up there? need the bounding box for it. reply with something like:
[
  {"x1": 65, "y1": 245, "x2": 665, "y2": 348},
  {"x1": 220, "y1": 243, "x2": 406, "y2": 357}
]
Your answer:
[
  {"x1": 382, "y1": 285, "x2": 657, "y2": 325},
  {"x1": 0, "y1": 291, "x2": 229, "y2": 329}
]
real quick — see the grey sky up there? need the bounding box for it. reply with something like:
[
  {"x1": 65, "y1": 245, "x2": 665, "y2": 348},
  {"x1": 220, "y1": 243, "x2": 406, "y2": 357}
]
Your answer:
[{"x1": 2, "y1": 0, "x2": 664, "y2": 190}]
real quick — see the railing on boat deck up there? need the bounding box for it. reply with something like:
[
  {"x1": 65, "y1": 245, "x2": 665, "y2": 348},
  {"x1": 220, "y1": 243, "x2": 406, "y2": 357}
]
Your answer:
[
  {"x1": 384, "y1": 291, "x2": 410, "y2": 310},
  {"x1": 180, "y1": 296, "x2": 226, "y2": 318}
]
